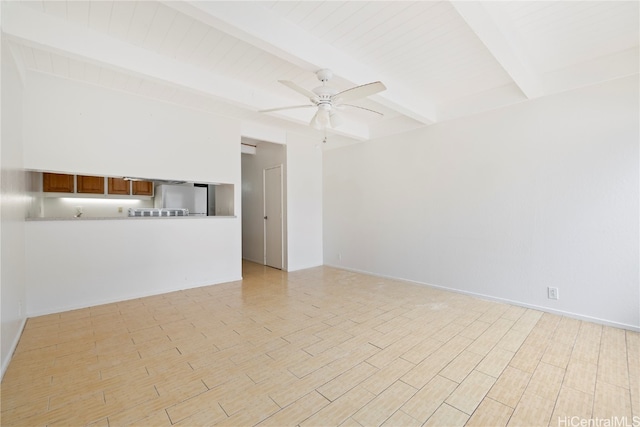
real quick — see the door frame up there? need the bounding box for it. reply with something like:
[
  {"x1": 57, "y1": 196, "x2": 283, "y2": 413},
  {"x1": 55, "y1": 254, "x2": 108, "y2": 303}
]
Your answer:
[{"x1": 263, "y1": 164, "x2": 284, "y2": 269}]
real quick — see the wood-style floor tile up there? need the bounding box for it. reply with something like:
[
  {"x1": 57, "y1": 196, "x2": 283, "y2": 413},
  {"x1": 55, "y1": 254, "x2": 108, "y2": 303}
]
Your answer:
[
  {"x1": 400, "y1": 375, "x2": 458, "y2": 423},
  {"x1": 445, "y1": 370, "x2": 496, "y2": 415},
  {"x1": 592, "y1": 380, "x2": 633, "y2": 420},
  {"x1": 256, "y1": 391, "x2": 329, "y2": 426},
  {"x1": 550, "y1": 385, "x2": 593, "y2": 425},
  {"x1": 424, "y1": 403, "x2": 470, "y2": 427},
  {"x1": 439, "y1": 350, "x2": 484, "y2": 384},
  {"x1": 627, "y1": 331, "x2": 640, "y2": 419},
  {"x1": 351, "y1": 380, "x2": 417, "y2": 426},
  {"x1": 507, "y1": 392, "x2": 555, "y2": 427},
  {"x1": 317, "y1": 362, "x2": 378, "y2": 402},
  {"x1": 1, "y1": 261, "x2": 637, "y2": 427},
  {"x1": 300, "y1": 385, "x2": 376, "y2": 427},
  {"x1": 466, "y1": 397, "x2": 513, "y2": 427},
  {"x1": 487, "y1": 365, "x2": 531, "y2": 409}
]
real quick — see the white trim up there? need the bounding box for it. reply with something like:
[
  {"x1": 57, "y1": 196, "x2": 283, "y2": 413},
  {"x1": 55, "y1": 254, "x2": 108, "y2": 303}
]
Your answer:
[
  {"x1": 324, "y1": 263, "x2": 640, "y2": 332},
  {"x1": 1, "y1": 318, "x2": 27, "y2": 381},
  {"x1": 285, "y1": 262, "x2": 323, "y2": 272}
]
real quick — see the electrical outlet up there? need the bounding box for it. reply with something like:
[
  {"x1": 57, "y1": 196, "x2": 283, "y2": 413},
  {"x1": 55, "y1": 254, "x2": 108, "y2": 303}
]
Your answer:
[
  {"x1": 338, "y1": 252, "x2": 342, "y2": 261},
  {"x1": 118, "y1": 207, "x2": 123, "y2": 213},
  {"x1": 547, "y1": 287, "x2": 559, "y2": 300}
]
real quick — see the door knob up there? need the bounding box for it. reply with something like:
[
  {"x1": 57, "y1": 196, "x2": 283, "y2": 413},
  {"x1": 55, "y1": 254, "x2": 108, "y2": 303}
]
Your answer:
[{"x1": 264, "y1": 216, "x2": 268, "y2": 220}]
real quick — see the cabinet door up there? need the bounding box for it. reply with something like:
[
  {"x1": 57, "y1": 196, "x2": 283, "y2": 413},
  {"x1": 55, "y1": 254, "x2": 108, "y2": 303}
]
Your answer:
[
  {"x1": 77, "y1": 175, "x2": 105, "y2": 194},
  {"x1": 108, "y1": 178, "x2": 130, "y2": 195},
  {"x1": 43, "y1": 173, "x2": 74, "y2": 193},
  {"x1": 132, "y1": 180, "x2": 153, "y2": 196}
]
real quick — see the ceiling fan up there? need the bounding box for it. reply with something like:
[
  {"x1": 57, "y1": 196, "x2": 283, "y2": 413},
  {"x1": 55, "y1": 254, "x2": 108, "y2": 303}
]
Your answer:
[{"x1": 259, "y1": 69, "x2": 386, "y2": 130}]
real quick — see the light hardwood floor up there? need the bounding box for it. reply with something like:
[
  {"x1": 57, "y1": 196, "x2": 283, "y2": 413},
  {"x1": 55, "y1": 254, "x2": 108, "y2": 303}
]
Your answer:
[{"x1": 1, "y1": 261, "x2": 638, "y2": 426}]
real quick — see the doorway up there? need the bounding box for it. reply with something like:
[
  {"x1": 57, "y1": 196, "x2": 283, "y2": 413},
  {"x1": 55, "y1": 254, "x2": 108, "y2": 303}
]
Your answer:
[
  {"x1": 264, "y1": 165, "x2": 283, "y2": 269},
  {"x1": 240, "y1": 139, "x2": 287, "y2": 270}
]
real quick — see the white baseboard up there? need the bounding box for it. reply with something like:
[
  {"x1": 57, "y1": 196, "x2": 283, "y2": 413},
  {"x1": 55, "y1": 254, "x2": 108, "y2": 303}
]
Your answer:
[
  {"x1": 324, "y1": 263, "x2": 640, "y2": 332},
  {"x1": 286, "y1": 262, "x2": 324, "y2": 272},
  {"x1": 1, "y1": 317, "x2": 27, "y2": 381}
]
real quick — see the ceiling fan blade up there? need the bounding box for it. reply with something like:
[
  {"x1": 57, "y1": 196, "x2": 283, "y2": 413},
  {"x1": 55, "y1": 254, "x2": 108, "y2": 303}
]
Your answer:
[
  {"x1": 334, "y1": 81, "x2": 386, "y2": 103},
  {"x1": 339, "y1": 103, "x2": 385, "y2": 117},
  {"x1": 279, "y1": 80, "x2": 317, "y2": 100},
  {"x1": 259, "y1": 105, "x2": 315, "y2": 113}
]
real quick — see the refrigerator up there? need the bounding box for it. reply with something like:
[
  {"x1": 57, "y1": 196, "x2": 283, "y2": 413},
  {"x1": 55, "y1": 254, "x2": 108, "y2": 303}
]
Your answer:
[{"x1": 154, "y1": 184, "x2": 208, "y2": 216}]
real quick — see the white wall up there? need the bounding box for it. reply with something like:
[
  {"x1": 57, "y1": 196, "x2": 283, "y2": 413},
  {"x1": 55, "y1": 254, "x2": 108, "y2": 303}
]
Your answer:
[
  {"x1": 324, "y1": 76, "x2": 639, "y2": 330},
  {"x1": 21, "y1": 72, "x2": 242, "y2": 316},
  {"x1": 241, "y1": 141, "x2": 287, "y2": 267},
  {"x1": 287, "y1": 133, "x2": 323, "y2": 271},
  {"x1": 23, "y1": 72, "x2": 238, "y2": 184},
  {"x1": 1, "y1": 42, "x2": 28, "y2": 377},
  {"x1": 25, "y1": 218, "x2": 240, "y2": 316}
]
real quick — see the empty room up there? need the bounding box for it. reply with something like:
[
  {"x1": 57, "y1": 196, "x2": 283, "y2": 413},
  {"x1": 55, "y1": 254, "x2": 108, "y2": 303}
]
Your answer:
[{"x1": 1, "y1": 1, "x2": 638, "y2": 426}]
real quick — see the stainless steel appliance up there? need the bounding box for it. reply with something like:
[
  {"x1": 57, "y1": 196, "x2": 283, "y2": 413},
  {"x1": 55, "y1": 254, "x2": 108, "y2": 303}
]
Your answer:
[{"x1": 154, "y1": 184, "x2": 208, "y2": 216}]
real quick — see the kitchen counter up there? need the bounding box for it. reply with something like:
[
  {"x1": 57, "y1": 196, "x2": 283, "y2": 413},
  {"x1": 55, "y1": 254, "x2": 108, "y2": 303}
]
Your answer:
[{"x1": 27, "y1": 216, "x2": 236, "y2": 221}]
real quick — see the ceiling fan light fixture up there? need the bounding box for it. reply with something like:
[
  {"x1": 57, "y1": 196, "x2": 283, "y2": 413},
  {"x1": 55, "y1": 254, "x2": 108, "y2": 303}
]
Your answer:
[
  {"x1": 330, "y1": 111, "x2": 343, "y2": 128},
  {"x1": 310, "y1": 111, "x2": 323, "y2": 130},
  {"x1": 317, "y1": 107, "x2": 330, "y2": 127}
]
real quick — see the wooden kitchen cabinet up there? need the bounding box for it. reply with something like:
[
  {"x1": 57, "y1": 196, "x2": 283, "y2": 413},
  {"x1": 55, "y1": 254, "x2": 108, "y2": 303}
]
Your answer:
[
  {"x1": 43, "y1": 173, "x2": 74, "y2": 193},
  {"x1": 132, "y1": 180, "x2": 153, "y2": 196},
  {"x1": 108, "y1": 178, "x2": 130, "y2": 195},
  {"x1": 43, "y1": 173, "x2": 153, "y2": 197},
  {"x1": 77, "y1": 175, "x2": 105, "y2": 194}
]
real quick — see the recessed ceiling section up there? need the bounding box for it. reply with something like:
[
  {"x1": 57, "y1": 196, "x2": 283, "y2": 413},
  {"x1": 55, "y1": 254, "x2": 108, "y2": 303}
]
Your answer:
[
  {"x1": 499, "y1": 1, "x2": 640, "y2": 74},
  {"x1": 17, "y1": 1, "x2": 313, "y2": 95},
  {"x1": 3, "y1": 1, "x2": 638, "y2": 146},
  {"x1": 264, "y1": 1, "x2": 516, "y2": 105}
]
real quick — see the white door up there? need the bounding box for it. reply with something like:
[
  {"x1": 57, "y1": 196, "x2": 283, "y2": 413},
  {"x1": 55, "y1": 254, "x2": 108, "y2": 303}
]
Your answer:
[{"x1": 264, "y1": 166, "x2": 283, "y2": 269}]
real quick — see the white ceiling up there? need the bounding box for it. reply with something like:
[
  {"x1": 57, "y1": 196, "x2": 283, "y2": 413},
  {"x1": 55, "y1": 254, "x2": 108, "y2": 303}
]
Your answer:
[{"x1": 3, "y1": 1, "x2": 638, "y2": 148}]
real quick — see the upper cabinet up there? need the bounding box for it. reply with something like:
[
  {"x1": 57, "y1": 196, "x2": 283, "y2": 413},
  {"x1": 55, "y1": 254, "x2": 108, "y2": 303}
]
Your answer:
[
  {"x1": 132, "y1": 180, "x2": 153, "y2": 196},
  {"x1": 108, "y1": 178, "x2": 131, "y2": 195},
  {"x1": 77, "y1": 175, "x2": 105, "y2": 194},
  {"x1": 43, "y1": 173, "x2": 74, "y2": 193},
  {"x1": 42, "y1": 174, "x2": 153, "y2": 198}
]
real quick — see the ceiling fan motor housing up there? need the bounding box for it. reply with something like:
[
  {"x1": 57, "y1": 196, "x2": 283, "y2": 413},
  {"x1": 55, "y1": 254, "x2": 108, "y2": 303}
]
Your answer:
[{"x1": 312, "y1": 86, "x2": 338, "y2": 108}]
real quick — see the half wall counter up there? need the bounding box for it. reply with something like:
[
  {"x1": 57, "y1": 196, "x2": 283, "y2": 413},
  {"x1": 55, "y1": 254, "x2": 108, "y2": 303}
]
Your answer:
[{"x1": 27, "y1": 171, "x2": 235, "y2": 220}]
